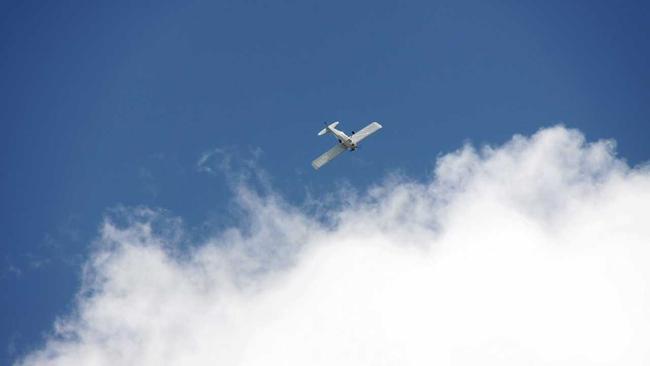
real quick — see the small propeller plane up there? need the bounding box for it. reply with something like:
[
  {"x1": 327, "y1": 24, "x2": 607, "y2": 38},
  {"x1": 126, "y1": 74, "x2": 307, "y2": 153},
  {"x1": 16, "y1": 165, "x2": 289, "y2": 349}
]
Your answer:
[{"x1": 311, "y1": 121, "x2": 383, "y2": 170}]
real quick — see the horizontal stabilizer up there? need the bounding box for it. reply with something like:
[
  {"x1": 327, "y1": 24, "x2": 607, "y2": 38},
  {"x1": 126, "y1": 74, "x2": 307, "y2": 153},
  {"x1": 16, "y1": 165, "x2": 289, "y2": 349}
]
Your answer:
[{"x1": 318, "y1": 121, "x2": 339, "y2": 136}]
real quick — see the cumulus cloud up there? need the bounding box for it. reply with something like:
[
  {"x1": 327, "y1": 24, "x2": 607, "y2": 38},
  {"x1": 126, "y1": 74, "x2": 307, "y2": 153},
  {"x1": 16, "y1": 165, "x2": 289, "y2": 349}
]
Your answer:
[{"x1": 18, "y1": 126, "x2": 650, "y2": 365}]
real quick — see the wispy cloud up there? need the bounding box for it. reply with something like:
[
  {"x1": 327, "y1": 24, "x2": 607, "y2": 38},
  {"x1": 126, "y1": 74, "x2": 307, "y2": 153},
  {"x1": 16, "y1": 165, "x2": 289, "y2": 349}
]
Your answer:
[
  {"x1": 17, "y1": 126, "x2": 650, "y2": 365},
  {"x1": 2, "y1": 261, "x2": 22, "y2": 279}
]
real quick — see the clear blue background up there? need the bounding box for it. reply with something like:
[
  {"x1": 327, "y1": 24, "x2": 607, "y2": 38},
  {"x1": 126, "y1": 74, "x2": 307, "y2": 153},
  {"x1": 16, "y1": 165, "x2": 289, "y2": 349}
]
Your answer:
[{"x1": 1, "y1": 0, "x2": 649, "y2": 362}]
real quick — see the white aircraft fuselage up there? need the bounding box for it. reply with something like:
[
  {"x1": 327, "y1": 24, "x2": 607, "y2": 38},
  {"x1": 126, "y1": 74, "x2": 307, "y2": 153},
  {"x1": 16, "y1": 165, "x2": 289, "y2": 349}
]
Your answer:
[{"x1": 327, "y1": 125, "x2": 357, "y2": 150}]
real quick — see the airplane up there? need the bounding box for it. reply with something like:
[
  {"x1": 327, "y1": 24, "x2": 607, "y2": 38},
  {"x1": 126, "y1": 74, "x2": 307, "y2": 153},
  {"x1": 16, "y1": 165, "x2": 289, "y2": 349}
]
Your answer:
[{"x1": 311, "y1": 121, "x2": 383, "y2": 170}]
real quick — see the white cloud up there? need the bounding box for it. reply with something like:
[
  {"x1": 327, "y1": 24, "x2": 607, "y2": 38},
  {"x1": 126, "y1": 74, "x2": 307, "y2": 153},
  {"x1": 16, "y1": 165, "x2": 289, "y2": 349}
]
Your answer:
[{"x1": 18, "y1": 126, "x2": 650, "y2": 365}]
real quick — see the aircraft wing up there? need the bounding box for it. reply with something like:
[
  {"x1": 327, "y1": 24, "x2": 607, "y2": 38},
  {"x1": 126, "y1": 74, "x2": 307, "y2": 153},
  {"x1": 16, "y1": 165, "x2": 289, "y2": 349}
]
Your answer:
[
  {"x1": 312, "y1": 144, "x2": 347, "y2": 170},
  {"x1": 351, "y1": 122, "x2": 382, "y2": 144}
]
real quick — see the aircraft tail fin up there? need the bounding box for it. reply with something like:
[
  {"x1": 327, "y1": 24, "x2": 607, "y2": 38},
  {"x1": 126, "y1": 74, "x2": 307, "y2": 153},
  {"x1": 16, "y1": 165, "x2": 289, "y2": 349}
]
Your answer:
[{"x1": 318, "y1": 121, "x2": 339, "y2": 136}]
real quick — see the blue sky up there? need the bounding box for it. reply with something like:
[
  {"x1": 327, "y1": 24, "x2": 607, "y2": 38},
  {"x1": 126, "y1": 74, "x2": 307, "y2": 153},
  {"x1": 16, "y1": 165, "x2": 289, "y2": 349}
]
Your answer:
[{"x1": 1, "y1": 0, "x2": 649, "y2": 363}]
